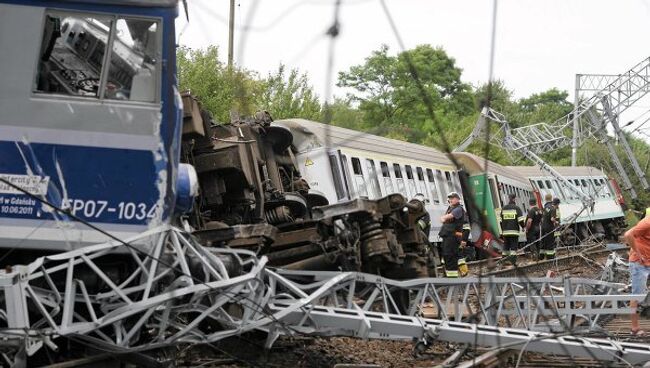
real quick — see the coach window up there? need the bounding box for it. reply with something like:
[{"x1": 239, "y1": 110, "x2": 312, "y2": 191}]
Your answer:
[
  {"x1": 591, "y1": 179, "x2": 601, "y2": 197},
  {"x1": 416, "y1": 167, "x2": 427, "y2": 198},
  {"x1": 444, "y1": 171, "x2": 454, "y2": 196},
  {"x1": 603, "y1": 179, "x2": 614, "y2": 198},
  {"x1": 600, "y1": 179, "x2": 611, "y2": 197},
  {"x1": 595, "y1": 179, "x2": 606, "y2": 198},
  {"x1": 435, "y1": 170, "x2": 446, "y2": 194},
  {"x1": 405, "y1": 165, "x2": 418, "y2": 197},
  {"x1": 380, "y1": 161, "x2": 394, "y2": 193},
  {"x1": 452, "y1": 172, "x2": 462, "y2": 194},
  {"x1": 393, "y1": 164, "x2": 407, "y2": 195},
  {"x1": 426, "y1": 169, "x2": 440, "y2": 204},
  {"x1": 553, "y1": 180, "x2": 566, "y2": 200},
  {"x1": 366, "y1": 159, "x2": 381, "y2": 198},
  {"x1": 351, "y1": 157, "x2": 368, "y2": 197},
  {"x1": 572, "y1": 180, "x2": 582, "y2": 194},
  {"x1": 580, "y1": 179, "x2": 589, "y2": 195}
]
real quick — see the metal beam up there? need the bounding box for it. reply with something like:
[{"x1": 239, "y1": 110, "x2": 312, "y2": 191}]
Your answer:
[{"x1": 270, "y1": 303, "x2": 650, "y2": 365}]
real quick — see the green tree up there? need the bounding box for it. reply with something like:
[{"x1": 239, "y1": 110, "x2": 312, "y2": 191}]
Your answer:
[
  {"x1": 337, "y1": 44, "x2": 473, "y2": 145},
  {"x1": 177, "y1": 46, "x2": 262, "y2": 123},
  {"x1": 325, "y1": 97, "x2": 365, "y2": 130},
  {"x1": 258, "y1": 64, "x2": 321, "y2": 120}
]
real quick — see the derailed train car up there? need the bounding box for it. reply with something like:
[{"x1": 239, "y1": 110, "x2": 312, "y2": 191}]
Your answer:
[
  {"x1": 180, "y1": 99, "x2": 433, "y2": 278},
  {"x1": 275, "y1": 118, "x2": 465, "y2": 243},
  {"x1": 276, "y1": 119, "x2": 627, "y2": 247},
  {"x1": 505, "y1": 165, "x2": 626, "y2": 240}
]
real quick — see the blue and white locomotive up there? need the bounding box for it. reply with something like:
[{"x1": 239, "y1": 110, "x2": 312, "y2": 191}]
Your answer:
[{"x1": 0, "y1": 0, "x2": 196, "y2": 252}]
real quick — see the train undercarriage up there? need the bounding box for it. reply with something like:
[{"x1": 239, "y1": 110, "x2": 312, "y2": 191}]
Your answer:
[{"x1": 180, "y1": 94, "x2": 432, "y2": 279}]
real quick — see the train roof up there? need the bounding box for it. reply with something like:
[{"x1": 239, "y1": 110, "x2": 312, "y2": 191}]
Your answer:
[
  {"x1": 274, "y1": 118, "x2": 453, "y2": 166},
  {"x1": 505, "y1": 166, "x2": 608, "y2": 178},
  {"x1": 451, "y1": 152, "x2": 528, "y2": 184}
]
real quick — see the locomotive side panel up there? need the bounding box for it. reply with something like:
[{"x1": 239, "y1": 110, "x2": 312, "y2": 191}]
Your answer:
[{"x1": 0, "y1": 2, "x2": 181, "y2": 250}]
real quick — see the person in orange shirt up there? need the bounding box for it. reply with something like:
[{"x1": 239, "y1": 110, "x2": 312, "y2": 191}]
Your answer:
[{"x1": 624, "y1": 216, "x2": 650, "y2": 336}]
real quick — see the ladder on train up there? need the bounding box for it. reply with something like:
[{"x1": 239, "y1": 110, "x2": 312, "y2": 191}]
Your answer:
[{"x1": 455, "y1": 56, "x2": 650, "y2": 200}]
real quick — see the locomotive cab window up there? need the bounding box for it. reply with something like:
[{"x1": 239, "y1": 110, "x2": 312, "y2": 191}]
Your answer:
[{"x1": 34, "y1": 11, "x2": 160, "y2": 102}]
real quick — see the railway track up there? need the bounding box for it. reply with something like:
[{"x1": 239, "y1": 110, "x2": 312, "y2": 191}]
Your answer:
[{"x1": 453, "y1": 243, "x2": 629, "y2": 277}]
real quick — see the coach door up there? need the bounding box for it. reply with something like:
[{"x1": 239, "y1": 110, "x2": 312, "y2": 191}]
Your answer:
[{"x1": 328, "y1": 150, "x2": 351, "y2": 200}]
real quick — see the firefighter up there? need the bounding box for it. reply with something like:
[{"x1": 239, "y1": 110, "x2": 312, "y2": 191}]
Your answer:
[
  {"x1": 458, "y1": 213, "x2": 472, "y2": 276},
  {"x1": 552, "y1": 197, "x2": 562, "y2": 248},
  {"x1": 525, "y1": 197, "x2": 543, "y2": 258},
  {"x1": 410, "y1": 194, "x2": 435, "y2": 274},
  {"x1": 439, "y1": 192, "x2": 466, "y2": 277},
  {"x1": 540, "y1": 193, "x2": 558, "y2": 260},
  {"x1": 500, "y1": 193, "x2": 523, "y2": 263},
  {"x1": 412, "y1": 193, "x2": 431, "y2": 239}
]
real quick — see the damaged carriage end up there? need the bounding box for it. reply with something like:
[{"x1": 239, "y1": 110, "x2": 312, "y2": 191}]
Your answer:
[{"x1": 180, "y1": 94, "x2": 432, "y2": 278}]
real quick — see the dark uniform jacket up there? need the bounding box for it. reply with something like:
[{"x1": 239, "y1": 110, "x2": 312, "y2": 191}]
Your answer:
[
  {"x1": 526, "y1": 206, "x2": 542, "y2": 233},
  {"x1": 500, "y1": 203, "x2": 522, "y2": 237},
  {"x1": 541, "y1": 202, "x2": 557, "y2": 231},
  {"x1": 439, "y1": 205, "x2": 465, "y2": 238}
]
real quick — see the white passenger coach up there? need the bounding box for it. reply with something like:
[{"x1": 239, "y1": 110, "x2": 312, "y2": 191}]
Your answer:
[{"x1": 276, "y1": 119, "x2": 464, "y2": 242}]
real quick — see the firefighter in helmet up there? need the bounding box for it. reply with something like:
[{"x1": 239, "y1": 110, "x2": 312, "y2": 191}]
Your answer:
[{"x1": 439, "y1": 192, "x2": 466, "y2": 277}]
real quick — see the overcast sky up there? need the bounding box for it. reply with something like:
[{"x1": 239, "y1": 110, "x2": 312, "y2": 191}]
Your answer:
[{"x1": 176, "y1": 0, "x2": 650, "y2": 134}]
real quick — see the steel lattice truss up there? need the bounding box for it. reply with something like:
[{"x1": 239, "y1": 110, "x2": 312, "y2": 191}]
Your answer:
[
  {"x1": 270, "y1": 269, "x2": 643, "y2": 333},
  {"x1": 514, "y1": 57, "x2": 650, "y2": 153},
  {"x1": 457, "y1": 107, "x2": 596, "y2": 207},
  {"x1": 1, "y1": 227, "x2": 649, "y2": 366},
  {"x1": 455, "y1": 57, "x2": 650, "y2": 198}
]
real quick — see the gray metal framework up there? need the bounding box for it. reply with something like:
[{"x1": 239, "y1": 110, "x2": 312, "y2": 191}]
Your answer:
[
  {"x1": 273, "y1": 305, "x2": 650, "y2": 365},
  {"x1": 272, "y1": 269, "x2": 643, "y2": 332},
  {"x1": 0, "y1": 227, "x2": 648, "y2": 366},
  {"x1": 456, "y1": 107, "x2": 594, "y2": 210},
  {"x1": 457, "y1": 57, "x2": 650, "y2": 198}
]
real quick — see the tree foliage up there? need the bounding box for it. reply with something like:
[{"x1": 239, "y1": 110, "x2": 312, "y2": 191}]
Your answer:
[
  {"x1": 177, "y1": 46, "x2": 321, "y2": 123},
  {"x1": 259, "y1": 64, "x2": 321, "y2": 120}
]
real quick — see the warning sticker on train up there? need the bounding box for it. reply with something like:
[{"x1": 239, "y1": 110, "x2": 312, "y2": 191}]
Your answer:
[{"x1": 305, "y1": 158, "x2": 314, "y2": 166}]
